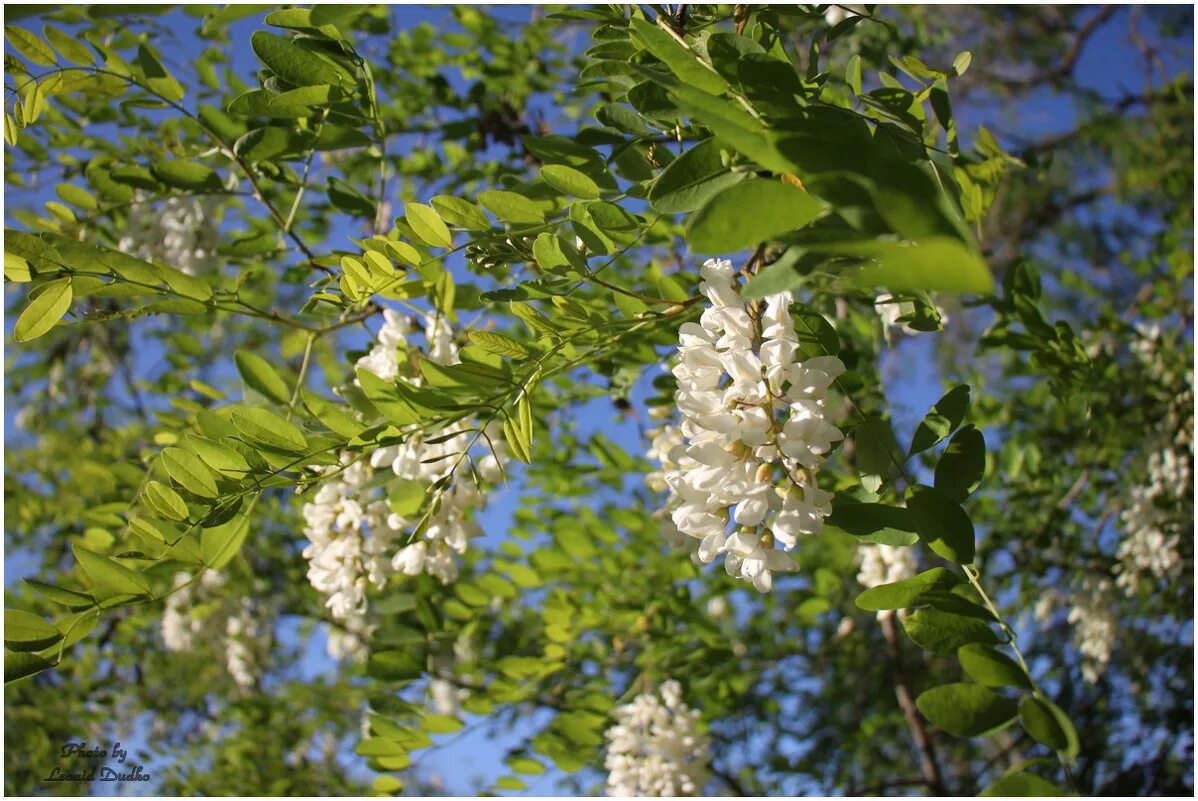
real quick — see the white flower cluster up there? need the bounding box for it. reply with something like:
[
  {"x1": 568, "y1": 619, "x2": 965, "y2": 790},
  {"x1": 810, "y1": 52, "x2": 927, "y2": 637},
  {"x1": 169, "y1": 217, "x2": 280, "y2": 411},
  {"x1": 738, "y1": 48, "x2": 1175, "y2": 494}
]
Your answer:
[
  {"x1": 1115, "y1": 324, "x2": 1193, "y2": 594},
  {"x1": 301, "y1": 309, "x2": 506, "y2": 652},
  {"x1": 224, "y1": 599, "x2": 263, "y2": 690},
  {"x1": 301, "y1": 456, "x2": 400, "y2": 625},
  {"x1": 856, "y1": 543, "x2": 918, "y2": 618},
  {"x1": 658, "y1": 258, "x2": 844, "y2": 592},
  {"x1": 1066, "y1": 577, "x2": 1119, "y2": 683},
  {"x1": 118, "y1": 192, "x2": 223, "y2": 275},
  {"x1": 160, "y1": 571, "x2": 266, "y2": 688},
  {"x1": 604, "y1": 680, "x2": 710, "y2": 797}
]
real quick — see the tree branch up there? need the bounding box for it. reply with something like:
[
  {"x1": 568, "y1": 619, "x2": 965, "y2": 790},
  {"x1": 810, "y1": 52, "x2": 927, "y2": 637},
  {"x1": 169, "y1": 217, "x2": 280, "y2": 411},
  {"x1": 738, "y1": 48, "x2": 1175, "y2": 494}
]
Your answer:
[{"x1": 880, "y1": 612, "x2": 948, "y2": 795}]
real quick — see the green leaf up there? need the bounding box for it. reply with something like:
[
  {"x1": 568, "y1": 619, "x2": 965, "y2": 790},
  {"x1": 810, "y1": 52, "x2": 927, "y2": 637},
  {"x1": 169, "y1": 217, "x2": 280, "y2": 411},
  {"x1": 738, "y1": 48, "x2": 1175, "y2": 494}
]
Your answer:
[
  {"x1": 235, "y1": 350, "x2": 291, "y2": 404},
  {"x1": 73, "y1": 545, "x2": 150, "y2": 597},
  {"x1": 952, "y1": 51, "x2": 973, "y2": 77},
  {"x1": 136, "y1": 45, "x2": 184, "y2": 102},
  {"x1": 540, "y1": 164, "x2": 600, "y2": 199},
  {"x1": 368, "y1": 649, "x2": 424, "y2": 681},
  {"x1": 151, "y1": 160, "x2": 221, "y2": 191},
  {"x1": 22, "y1": 579, "x2": 93, "y2": 609},
  {"x1": 817, "y1": 237, "x2": 994, "y2": 294},
  {"x1": 231, "y1": 406, "x2": 308, "y2": 452},
  {"x1": 906, "y1": 484, "x2": 975, "y2": 564},
  {"x1": 827, "y1": 502, "x2": 919, "y2": 546},
  {"x1": 423, "y1": 714, "x2": 463, "y2": 734},
  {"x1": 4, "y1": 610, "x2": 63, "y2": 651},
  {"x1": 43, "y1": 24, "x2": 94, "y2": 65},
  {"x1": 935, "y1": 425, "x2": 986, "y2": 502},
  {"x1": 957, "y1": 644, "x2": 1033, "y2": 689},
  {"x1": 14, "y1": 277, "x2": 72, "y2": 342},
  {"x1": 846, "y1": 53, "x2": 862, "y2": 95},
  {"x1": 508, "y1": 756, "x2": 546, "y2": 775},
  {"x1": 356, "y1": 737, "x2": 406, "y2": 758},
  {"x1": 978, "y1": 772, "x2": 1064, "y2": 797},
  {"x1": 686, "y1": 180, "x2": 825, "y2": 254},
  {"x1": 143, "y1": 480, "x2": 190, "y2": 521},
  {"x1": 161, "y1": 446, "x2": 219, "y2": 498},
  {"x1": 5, "y1": 25, "x2": 56, "y2": 66},
  {"x1": 1020, "y1": 697, "x2": 1077, "y2": 755},
  {"x1": 200, "y1": 507, "x2": 252, "y2": 569},
  {"x1": 405, "y1": 202, "x2": 453, "y2": 249},
  {"x1": 902, "y1": 607, "x2": 996, "y2": 654},
  {"x1": 855, "y1": 567, "x2": 961, "y2": 612},
  {"x1": 302, "y1": 391, "x2": 365, "y2": 438},
  {"x1": 250, "y1": 30, "x2": 349, "y2": 87},
  {"x1": 477, "y1": 190, "x2": 544, "y2": 224},
  {"x1": 183, "y1": 435, "x2": 253, "y2": 479},
  {"x1": 430, "y1": 195, "x2": 490, "y2": 231},
  {"x1": 915, "y1": 683, "x2": 1017, "y2": 737},
  {"x1": 910, "y1": 384, "x2": 970, "y2": 454},
  {"x1": 853, "y1": 416, "x2": 900, "y2": 482},
  {"x1": 504, "y1": 414, "x2": 531, "y2": 464},
  {"x1": 468, "y1": 330, "x2": 530, "y2": 360},
  {"x1": 648, "y1": 137, "x2": 743, "y2": 214},
  {"x1": 388, "y1": 479, "x2": 427, "y2": 518},
  {"x1": 494, "y1": 776, "x2": 527, "y2": 791},
  {"x1": 629, "y1": 17, "x2": 725, "y2": 95},
  {"x1": 5, "y1": 650, "x2": 53, "y2": 684}
]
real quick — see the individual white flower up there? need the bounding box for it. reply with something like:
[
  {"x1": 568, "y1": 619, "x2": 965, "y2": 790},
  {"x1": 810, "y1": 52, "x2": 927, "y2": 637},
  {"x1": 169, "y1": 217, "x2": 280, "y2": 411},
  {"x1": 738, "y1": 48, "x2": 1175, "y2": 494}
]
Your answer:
[
  {"x1": 656, "y1": 259, "x2": 844, "y2": 592},
  {"x1": 705, "y1": 596, "x2": 730, "y2": 619},
  {"x1": 1067, "y1": 578, "x2": 1118, "y2": 683},
  {"x1": 604, "y1": 680, "x2": 710, "y2": 797},
  {"x1": 118, "y1": 192, "x2": 223, "y2": 275}
]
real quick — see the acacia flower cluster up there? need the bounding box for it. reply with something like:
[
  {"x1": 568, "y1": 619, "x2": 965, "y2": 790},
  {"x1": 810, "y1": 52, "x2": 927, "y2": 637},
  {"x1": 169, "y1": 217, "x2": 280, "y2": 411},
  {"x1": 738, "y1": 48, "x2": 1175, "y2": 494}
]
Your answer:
[
  {"x1": 604, "y1": 680, "x2": 710, "y2": 797},
  {"x1": 118, "y1": 192, "x2": 223, "y2": 275},
  {"x1": 302, "y1": 309, "x2": 506, "y2": 647},
  {"x1": 160, "y1": 570, "x2": 266, "y2": 688},
  {"x1": 1115, "y1": 324, "x2": 1192, "y2": 594},
  {"x1": 1066, "y1": 577, "x2": 1119, "y2": 683},
  {"x1": 658, "y1": 258, "x2": 844, "y2": 592}
]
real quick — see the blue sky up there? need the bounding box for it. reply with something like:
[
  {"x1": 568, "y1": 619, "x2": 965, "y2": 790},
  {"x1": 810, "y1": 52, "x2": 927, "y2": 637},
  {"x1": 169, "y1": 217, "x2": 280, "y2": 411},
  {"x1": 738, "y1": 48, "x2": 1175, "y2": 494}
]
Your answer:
[{"x1": 4, "y1": 4, "x2": 1192, "y2": 796}]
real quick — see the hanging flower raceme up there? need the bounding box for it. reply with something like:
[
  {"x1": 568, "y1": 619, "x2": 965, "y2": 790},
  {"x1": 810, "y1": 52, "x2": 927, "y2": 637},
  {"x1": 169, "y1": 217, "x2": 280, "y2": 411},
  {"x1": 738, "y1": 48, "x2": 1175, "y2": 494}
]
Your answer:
[
  {"x1": 302, "y1": 309, "x2": 508, "y2": 642},
  {"x1": 1115, "y1": 324, "x2": 1193, "y2": 594},
  {"x1": 118, "y1": 191, "x2": 225, "y2": 275},
  {"x1": 604, "y1": 680, "x2": 710, "y2": 797},
  {"x1": 1067, "y1": 577, "x2": 1119, "y2": 684},
  {"x1": 657, "y1": 258, "x2": 845, "y2": 592},
  {"x1": 159, "y1": 570, "x2": 269, "y2": 688}
]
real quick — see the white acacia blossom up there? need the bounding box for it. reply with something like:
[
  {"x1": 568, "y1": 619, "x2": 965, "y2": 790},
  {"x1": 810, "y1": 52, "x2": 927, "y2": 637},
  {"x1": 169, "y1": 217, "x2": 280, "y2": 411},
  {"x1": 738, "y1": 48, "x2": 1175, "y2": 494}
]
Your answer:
[
  {"x1": 118, "y1": 192, "x2": 223, "y2": 275},
  {"x1": 1115, "y1": 325, "x2": 1192, "y2": 594},
  {"x1": 224, "y1": 600, "x2": 263, "y2": 689},
  {"x1": 1067, "y1": 577, "x2": 1119, "y2": 683},
  {"x1": 659, "y1": 258, "x2": 844, "y2": 592},
  {"x1": 604, "y1": 680, "x2": 710, "y2": 797},
  {"x1": 159, "y1": 571, "x2": 268, "y2": 687},
  {"x1": 303, "y1": 310, "x2": 506, "y2": 647},
  {"x1": 302, "y1": 456, "x2": 402, "y2": 628}
]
